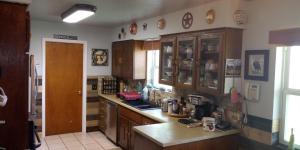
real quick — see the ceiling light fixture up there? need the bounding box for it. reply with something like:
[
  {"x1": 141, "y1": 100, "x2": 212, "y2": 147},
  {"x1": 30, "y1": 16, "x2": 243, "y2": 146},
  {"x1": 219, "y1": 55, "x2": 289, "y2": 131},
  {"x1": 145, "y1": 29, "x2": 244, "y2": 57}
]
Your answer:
[{"x1": 61, "y1": 4, "x2": 97, "y2": 23}]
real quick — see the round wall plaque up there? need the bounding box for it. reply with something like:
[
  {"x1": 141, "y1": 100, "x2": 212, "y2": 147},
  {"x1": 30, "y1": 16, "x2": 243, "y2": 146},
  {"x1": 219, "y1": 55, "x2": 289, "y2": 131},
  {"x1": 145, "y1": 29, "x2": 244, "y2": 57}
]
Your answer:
[
  {"x1": 157, "y1": 18, "x2": 166, "y2": 30},
  {"x1": 182, "y1": 12, "x2": 193, "y2": 29},
  {"x1": 206, "y1": 9, "x2": 215, "y2": 24},
  {"x1": 129, "y1": 22, "x2": 138, "y2": 35}
]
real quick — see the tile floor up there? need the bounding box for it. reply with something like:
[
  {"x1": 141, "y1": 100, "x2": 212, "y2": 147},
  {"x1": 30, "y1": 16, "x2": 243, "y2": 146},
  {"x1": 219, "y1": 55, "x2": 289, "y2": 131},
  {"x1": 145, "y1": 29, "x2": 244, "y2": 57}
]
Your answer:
[{"x1": 37, "y1": 132, "x2": 121, "y2": 150}]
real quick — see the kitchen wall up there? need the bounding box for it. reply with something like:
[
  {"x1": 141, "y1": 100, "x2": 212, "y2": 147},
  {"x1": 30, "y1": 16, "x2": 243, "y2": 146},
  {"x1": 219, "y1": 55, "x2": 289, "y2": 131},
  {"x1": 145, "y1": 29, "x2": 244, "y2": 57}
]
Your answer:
[
  {"x1": 112, "y1": 0, "x2": 243, "y2": 41},
  {"x1": 241, "y1": 0, "x2": 300, "y2": 121},
  {"x1": 30, "y1": 20, "x2": 113, "y2": 76}
]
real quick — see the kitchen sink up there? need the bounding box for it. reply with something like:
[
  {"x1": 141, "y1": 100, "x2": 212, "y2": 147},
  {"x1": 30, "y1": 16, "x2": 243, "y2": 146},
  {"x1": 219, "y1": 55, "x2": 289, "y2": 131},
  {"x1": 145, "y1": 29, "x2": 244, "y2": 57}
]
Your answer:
[{"x1": 122, "y1": 100, "x2": 160, "y2": 110}]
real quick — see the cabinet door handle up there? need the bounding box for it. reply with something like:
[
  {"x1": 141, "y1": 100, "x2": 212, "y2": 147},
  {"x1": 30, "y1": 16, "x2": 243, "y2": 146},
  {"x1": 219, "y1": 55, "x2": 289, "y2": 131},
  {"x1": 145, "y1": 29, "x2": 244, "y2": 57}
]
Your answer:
[
  {"x1": 0, "y1": 146, "x2": 6, "y2": 149},
  {"x1": 0, "y1": 87, "x2": 8, "y2": 107},
  {"x1": 0, "y1": 120, "x2": 5, "y2": 125}
]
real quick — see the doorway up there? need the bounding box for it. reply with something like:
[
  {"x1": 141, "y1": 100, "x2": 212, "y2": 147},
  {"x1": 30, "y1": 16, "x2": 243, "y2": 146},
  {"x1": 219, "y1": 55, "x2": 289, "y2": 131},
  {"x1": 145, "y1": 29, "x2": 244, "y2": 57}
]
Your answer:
[{"x1": 42, "y1": 39, "x2": 87, "y2": 137}]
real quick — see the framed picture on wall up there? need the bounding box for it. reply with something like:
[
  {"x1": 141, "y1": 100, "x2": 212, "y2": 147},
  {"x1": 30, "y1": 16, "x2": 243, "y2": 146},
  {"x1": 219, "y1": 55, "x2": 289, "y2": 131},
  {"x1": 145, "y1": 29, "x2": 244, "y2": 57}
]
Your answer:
[
  {"x1": 92, "y1": 49, "x2": 108, "y2": 66},
  {"x1": 244, "y1": 50, "x2": 269, "y2": 81}
]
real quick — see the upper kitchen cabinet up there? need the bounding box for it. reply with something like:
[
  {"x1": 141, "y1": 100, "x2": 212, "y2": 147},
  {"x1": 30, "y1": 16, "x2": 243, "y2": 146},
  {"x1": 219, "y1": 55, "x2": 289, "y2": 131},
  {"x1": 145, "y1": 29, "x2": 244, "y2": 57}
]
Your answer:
[
  {"x1": 159, "y1": 37, "x2": 176, "y2": 85},
  {"x1": 196, "y1": 28, "x2": 243, "y2": 96},
  {"x1": 175, "y1": 36, "x2": 196, "y2": 89},
  {"x1": 159, "y1": 28, "x2": 242, "y2": 96},
  {"x1": 112, "y1": 40, "x2": 146, "y2": 80}
]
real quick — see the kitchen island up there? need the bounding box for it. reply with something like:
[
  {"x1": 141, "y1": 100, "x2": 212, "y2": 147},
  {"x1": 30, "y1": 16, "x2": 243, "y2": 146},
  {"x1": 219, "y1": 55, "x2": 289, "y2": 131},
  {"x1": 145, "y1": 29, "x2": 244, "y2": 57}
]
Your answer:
[{"x1": 100, "y1": 94, "x2": 240, "y2": 150}]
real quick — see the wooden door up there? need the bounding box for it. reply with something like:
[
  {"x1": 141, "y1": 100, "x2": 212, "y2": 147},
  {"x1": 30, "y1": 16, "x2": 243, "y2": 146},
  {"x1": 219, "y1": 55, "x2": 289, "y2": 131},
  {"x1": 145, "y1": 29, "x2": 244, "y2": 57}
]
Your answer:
[
  {"x1": 196, "y1": 32, "x2": 224, "y2": 96},
  {"x1": 175, "y1": 36, "x2": 196, "y2": 89},
  {"x1": 121, "y1": 41, "x2": 133, "y2": 79},
  {"x1": 159, "y1": 36, "x2": 177, "y2": 86},
  {"x1": 0, "y1": 2, "x2": 29, "y2": 149},
  {"x1": 129, "y1": 121, "x2": 140, "y2": 150},
  {"x1": 45, "y1": 42, "x2": 83, "y2": 136},
  {"x1": 112, "y1": 42, "x2": 122, "y2": 77},
  {"x1": 118, "y1": 115, "x2": 129, "y2": 150}
]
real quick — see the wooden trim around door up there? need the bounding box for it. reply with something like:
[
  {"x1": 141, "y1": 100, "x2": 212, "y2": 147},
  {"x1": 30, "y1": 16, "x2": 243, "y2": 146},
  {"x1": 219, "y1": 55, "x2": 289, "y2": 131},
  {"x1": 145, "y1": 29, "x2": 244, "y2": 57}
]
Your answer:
[{"x1": 42, "y1": 38, "x2": 87, "y2": 137}]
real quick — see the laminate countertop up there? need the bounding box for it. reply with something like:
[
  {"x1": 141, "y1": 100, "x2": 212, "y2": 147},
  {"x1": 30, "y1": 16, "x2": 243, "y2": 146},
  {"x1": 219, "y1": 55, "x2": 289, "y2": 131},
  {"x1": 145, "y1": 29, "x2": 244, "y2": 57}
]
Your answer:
[{"x1": 99, "y1": 94, "x2": 240, "y2": 147}]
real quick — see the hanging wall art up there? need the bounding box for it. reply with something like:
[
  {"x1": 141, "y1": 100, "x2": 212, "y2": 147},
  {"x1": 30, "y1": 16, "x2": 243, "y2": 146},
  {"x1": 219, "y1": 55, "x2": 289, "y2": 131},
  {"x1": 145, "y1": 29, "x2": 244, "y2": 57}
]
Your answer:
[{"x1": 182, "y1": 12, "x2": 193, "y2": 29}]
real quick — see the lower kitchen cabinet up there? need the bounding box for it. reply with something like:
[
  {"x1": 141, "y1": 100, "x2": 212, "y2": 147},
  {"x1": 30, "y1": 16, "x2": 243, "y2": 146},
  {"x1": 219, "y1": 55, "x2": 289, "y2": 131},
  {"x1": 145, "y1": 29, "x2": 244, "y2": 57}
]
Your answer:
[
  {"x1": 134, "y1": 133, "x2": 238, "y2": 150},
  {"x1": 118, "y1": 106, "x2": 159, "y2": 150},
  {"x1": 118, "y1": 115, "x2": 130, "y2": 149},
  {"x1": 99, "y1": 97, "x2": 107, "y2": 132}
]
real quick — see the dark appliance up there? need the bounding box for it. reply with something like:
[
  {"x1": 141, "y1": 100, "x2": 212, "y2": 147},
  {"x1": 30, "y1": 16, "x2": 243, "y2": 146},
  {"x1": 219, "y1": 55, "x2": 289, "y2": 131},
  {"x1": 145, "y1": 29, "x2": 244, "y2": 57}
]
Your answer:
[
  {"x1": 194, "y1": 102, "x2": 212, "y2": 120},
  {"x1": 188, "y1": 95, "x2": 213, "y2": 120},
  {"x1": 105, "y1": 101, "x2": 118, "y2": 144}
]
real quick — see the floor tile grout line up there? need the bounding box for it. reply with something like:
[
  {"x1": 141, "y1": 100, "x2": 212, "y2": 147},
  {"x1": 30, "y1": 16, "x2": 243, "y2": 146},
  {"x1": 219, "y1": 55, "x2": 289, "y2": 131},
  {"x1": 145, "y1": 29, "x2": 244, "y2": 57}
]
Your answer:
[
  {"x1": 59, "y1": 134, "x2": 69, "y2": 150},
  {"x1": 86, "y1": 132, "x2": 104, "y2": 149},
  {"x1": 74, "y1": 132, "x2": 92, "y2": 149},
  {"x1": 43, "y1": 137, "x2": 50, "y2": 150},
  {"x1": 44, "y1": 135, "x2": 60, "y2": 149},
  {"x1": 61, "y1": 133, "x2": 87, "y2": 150},
  {"x1": 89, "y1": 133, "x2": 106, "y2": 150}
]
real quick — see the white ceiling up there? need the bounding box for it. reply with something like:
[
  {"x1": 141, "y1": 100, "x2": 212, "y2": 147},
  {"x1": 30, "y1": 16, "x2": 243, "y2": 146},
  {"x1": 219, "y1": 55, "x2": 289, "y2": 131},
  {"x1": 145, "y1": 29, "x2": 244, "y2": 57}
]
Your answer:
[{"x1": 29, "y1": 0, "x2": 218, "y2": 27}]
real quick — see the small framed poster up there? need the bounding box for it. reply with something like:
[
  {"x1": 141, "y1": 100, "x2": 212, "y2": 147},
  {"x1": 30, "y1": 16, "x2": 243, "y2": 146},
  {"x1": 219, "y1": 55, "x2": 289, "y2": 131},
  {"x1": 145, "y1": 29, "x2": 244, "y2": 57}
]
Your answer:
[
  {"x1": 244, "y1": 50, "x2": 269, "y2": 81},
  {"x1": 92, "y1": 49, "x2": 108, "y2": 66}
]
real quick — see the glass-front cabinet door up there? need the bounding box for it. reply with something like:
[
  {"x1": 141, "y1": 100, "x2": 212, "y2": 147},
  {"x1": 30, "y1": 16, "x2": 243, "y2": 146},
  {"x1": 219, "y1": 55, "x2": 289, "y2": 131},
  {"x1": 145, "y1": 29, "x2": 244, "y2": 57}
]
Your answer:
[
  {"x1": 176, "y1": 36, "x2": 196, "y2": 88},
  {"x1": 159, "y1": 37, "x2": 176, "y2": 85},
  {"x1": 196, "y1": 32, "x2": 224, "y2": 95}
]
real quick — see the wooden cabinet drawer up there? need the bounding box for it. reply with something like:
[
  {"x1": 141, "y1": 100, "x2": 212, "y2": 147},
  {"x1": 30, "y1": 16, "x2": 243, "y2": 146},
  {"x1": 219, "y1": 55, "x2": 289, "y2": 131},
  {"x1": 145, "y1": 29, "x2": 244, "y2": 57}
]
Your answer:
[{"x1": 119, "y1": 106, "x2": 143, "y2": 124}]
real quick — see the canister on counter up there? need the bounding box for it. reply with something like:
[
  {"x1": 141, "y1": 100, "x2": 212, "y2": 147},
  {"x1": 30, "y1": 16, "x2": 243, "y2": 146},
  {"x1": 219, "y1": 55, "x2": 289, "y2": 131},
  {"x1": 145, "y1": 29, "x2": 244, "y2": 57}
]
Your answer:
[
  {"x1": 168, "y1": 102, "x2": 173, "y2": 114},
  {"x1": 161, "y1": 98, "x2": 169, "y2": 112}
]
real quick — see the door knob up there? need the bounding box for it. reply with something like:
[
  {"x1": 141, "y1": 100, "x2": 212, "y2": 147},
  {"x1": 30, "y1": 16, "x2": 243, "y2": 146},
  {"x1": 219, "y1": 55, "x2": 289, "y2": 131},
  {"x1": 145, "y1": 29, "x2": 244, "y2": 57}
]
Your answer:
[{"x1": 76, "y1": 90, "x2": 82, "y2": 95}]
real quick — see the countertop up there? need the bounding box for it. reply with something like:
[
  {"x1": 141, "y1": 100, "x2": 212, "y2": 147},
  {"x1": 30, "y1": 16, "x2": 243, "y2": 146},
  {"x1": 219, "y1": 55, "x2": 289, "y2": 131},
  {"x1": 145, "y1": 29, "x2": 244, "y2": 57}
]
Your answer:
[{"x1": 99, "y1": 94, "x2": 240, "y2": 147}]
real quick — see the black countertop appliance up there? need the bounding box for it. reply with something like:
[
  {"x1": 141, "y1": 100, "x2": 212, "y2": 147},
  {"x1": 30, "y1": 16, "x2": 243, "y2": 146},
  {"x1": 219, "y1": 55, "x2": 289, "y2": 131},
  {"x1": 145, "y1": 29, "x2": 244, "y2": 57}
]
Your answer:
[
  {"x1": 194, "y1": 102, "x2": 212, "y2": 120},
  {"x1": 188, "y1": 95, "x2": 213, "y2": 120}
]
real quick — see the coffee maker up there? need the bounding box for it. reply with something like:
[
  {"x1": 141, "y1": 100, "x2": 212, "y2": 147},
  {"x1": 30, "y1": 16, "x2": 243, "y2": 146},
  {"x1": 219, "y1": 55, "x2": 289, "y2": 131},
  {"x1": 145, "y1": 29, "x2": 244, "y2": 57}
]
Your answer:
[{"x1": 188, "y1": 95, "x2": 212, "y2": 120}]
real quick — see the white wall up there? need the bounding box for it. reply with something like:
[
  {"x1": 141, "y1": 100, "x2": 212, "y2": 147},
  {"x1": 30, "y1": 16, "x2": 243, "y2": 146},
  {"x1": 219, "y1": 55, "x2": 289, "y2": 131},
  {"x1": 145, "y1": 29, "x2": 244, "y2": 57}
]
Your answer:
[
  {"x1": 242, "y1": 0, "x2": 300, "y2": 120},
  {"x1": 112, "y1": 0, "x2": 243, "y2": 41},
  {"x1": 30, "y1": 20, "x2": 113, "y2": 76}
]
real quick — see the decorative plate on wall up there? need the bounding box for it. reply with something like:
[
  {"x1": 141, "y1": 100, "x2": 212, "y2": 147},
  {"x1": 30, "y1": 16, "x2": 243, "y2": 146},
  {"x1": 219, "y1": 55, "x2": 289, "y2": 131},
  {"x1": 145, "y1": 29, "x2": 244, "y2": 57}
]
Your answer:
[
  {"x1": 143, "y1": 23, "x2": 147, "y2": 31},
  {"x1": 206, "y1": 9, "x2": 215, "y2": 24},
  {"x1": 157, "y1": 18, "x2": 166, "y2": 30},
  {"x1": 92, "y1": 49, "x2": 108, "y2": 66},
  {"x1": 129, "y1": 22, "x2": 138, "y2": 35},
  {"x1": 182, "y1": 12, "x2": 193, "y2": 29}
]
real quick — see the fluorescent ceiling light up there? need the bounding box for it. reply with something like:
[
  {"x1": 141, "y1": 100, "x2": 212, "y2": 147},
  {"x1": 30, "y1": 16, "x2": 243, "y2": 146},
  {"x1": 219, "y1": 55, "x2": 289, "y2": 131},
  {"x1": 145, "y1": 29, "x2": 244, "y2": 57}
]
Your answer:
[{"x1": 61, "y1": 4, "x2": 97, "y2": 23}]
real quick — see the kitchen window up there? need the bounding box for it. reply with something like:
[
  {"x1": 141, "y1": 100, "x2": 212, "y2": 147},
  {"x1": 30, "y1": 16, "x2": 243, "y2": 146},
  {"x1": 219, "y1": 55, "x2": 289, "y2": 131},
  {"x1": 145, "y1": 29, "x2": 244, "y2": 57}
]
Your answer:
[
  {"x1": 280, "y1": 46, "x2": 300, "y2": 148},
  {"x1": 146, "y1": 50, "x2": 172, "y2": 91}
]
